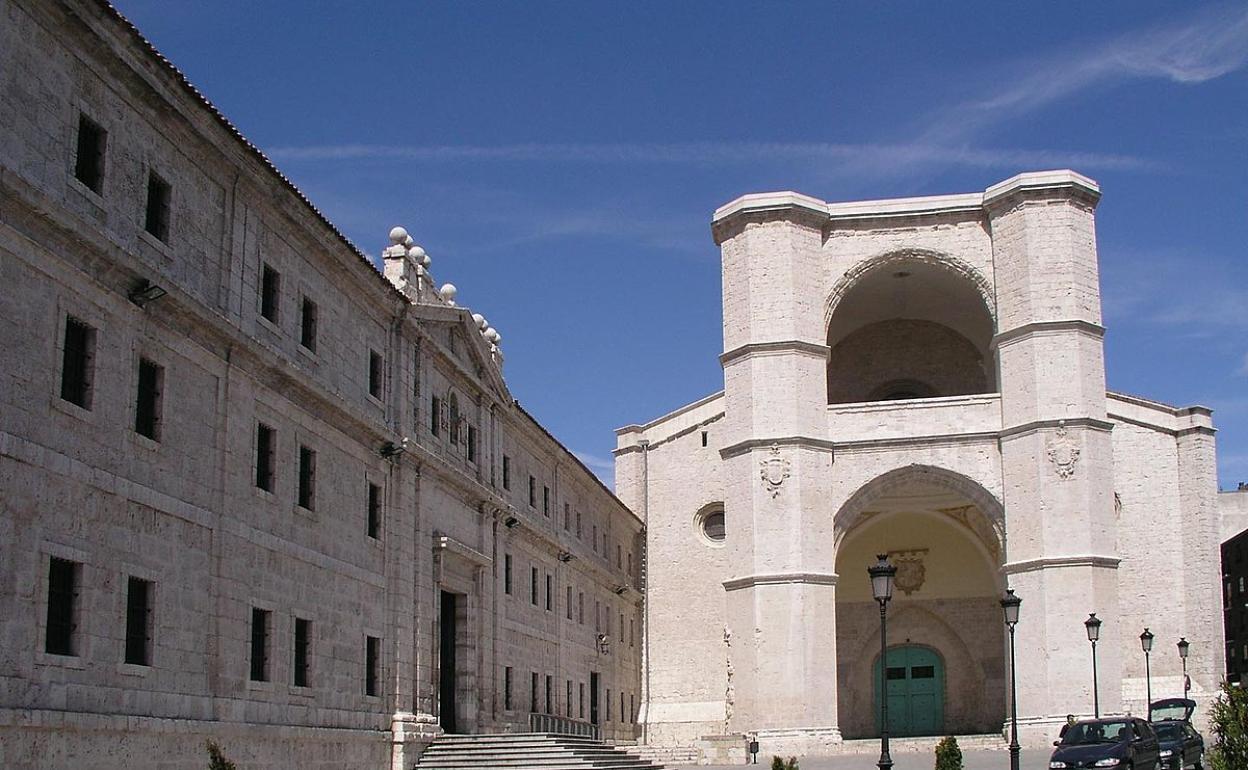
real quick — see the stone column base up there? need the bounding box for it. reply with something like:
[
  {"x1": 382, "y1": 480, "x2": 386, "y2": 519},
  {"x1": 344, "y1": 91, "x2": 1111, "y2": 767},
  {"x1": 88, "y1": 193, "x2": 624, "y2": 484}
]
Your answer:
[{"x1": 391, "y1": 712, "x2": 442, "y2": 770}]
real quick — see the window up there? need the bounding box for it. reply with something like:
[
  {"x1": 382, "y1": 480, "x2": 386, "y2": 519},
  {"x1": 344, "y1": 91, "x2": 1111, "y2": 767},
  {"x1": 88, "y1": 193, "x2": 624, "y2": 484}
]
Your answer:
[
  {"x1": 545, "y1": 674, "x2": 553, "y2": 714},
  {"x1": 504, "y1": 666, "x2": 513, "y2": 710},
  {"x1": 74, "y1": 114, "x2": 106, "y2": 193},
  {"x1": 595, "y1": 600, "x2": 600, "y2": 632},
  {"x1": 144, "y1": 171, "x2": 171, "y2": 242},
  {"x1": 617, "y1": 544, "x2": 622, "y2": 569},
  {"x1": 619, "y1": 612, "x2": 624, "y2": 640},
  {"x1": 530, "y1": 671, "x2": 539, "y2": 712},
  {"x1": 124, "y1": 577, "x2": 152, "y2": 666},
  {"x1": 576, "y1": 511, "x2": 582, "y2": 539},
  {"x1": 701, "y1": 430, "x2": 708, "y2": 447},
  {"x1": 630, "y1": 618, "x2": 635, "y2": 648},
  {"x1": 255, "y1": 423, "x2": 276, "y2": 492},
  {"x1": 299, "y1": 297, "x2": 317, "y2": 351},
  {"x1": 593, "y1": 525, "x2": 598, "y2": 552},
  {"x1": 566, "y1": 680, "x2": 573, "y2": 717},
  {"x1": 566, "y1": 586, "x2": 573, "y2": 620},
  {"x1": 564, "y1": 503, "x2": 570, "y2": 531},
  {"x1": 530, "y1": 566, "x2": 539, "y2": 605},
  {"x1": 367, "y1": 482, "x2": 381, "y2": 539},
  {"x1": 630, "y1": 694, "x2": 635, "y2": 723},
  {"x1": 502, "y1": 455, "x2": 511, "y2": 490},
  {"x1": 467, "y1": 425, "x2": 477, "y2": 463},
  {"x1": 45, "y1": 557, "x2": 79, "y2": 656},
  {"x1": 504, "y1": 554, "x2": 512, "y2": 595},
  {"x1": 607, "y1": 688, "x2": 611, "y2": 721},
  {"x1": 134, "y1": 358, "x2": 163, "y2": 441},
  {"x1": 545, "y1": 574, "x2": 553, "y2": 612},
  {"x1": 699, "y1": 506, "x2": 726, "y2": 543},
  {"x1": 60, "y1": 316, "x2": 95, "y2": 409},
  {"x1": 297, "y1": 445, "x2": 316, "y2": 510},
  {"x1": 577, "y1": 591, "x2": 584, "y2": 624},
  {"x1": 293, "y1": 617, "x2": 311, "y2": 687},
  {"x1": 260, "y1": 264, "x2": 280, "y2": 323},
  {"x1": 627, "y1": 552, "x2": 633, "y2": 577},
  {"x1": 448, "y1": 394, "x2": 460, "y2": 444},
  {"x1": 579, "y1": 682, "x2": 585, "y2": 718},
  {"x1": 250, "y1": 607, "x2": 270, "y2": 682},
  {"x1": 430, "y1": 395, "x2": 441, "y2": 437},
  {"x1": 543, "y1": 486, "x2": 550, "y2": 517},
  {"x1": 365, "y1": 635, "x2": 380, "y2": 696},
  {"x1": 528, "y1": 476, "x2": 536, "y2": 507},
  {"x1": 368, "y1": 350, "x2": 383, "y2": 399}
]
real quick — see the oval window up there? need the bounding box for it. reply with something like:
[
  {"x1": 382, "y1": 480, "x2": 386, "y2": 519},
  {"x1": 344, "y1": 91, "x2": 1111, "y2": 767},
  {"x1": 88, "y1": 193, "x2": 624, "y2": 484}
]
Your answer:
[{"x1": 702, "y1": 510, "x2": 725, "y2": 542}]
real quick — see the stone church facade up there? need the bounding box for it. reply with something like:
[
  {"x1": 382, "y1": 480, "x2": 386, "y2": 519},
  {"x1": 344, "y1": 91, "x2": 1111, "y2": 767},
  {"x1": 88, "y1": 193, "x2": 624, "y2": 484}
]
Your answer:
[
  {"x1": 615, "y1": 173, "x2": 1225, "y2": 753},
  {"x1": 0, "y1": 1, "x2": 642, "y2": 767}
]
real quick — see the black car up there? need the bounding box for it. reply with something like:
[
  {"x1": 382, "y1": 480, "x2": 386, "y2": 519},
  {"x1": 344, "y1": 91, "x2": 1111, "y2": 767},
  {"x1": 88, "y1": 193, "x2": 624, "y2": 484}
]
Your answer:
[
  {"x1": 1050, "y1": 716, "x2": 1160, "y2": 770},
  {"x1": 1150, "y1": 698, "x2": 1204, "y2": 770}
]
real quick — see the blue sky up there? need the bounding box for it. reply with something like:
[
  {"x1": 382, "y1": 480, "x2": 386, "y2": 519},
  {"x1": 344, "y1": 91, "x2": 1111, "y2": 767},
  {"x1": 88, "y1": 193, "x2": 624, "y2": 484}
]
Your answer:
[{"x1": 113, "y1": 1, "x2": 1248, "y2": 489}]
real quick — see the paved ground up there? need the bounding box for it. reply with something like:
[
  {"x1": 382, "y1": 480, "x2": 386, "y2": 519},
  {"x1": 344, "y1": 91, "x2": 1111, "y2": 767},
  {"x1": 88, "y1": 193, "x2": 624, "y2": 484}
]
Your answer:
[{"x1": 680, "y1": 747, "x2": 1052, "y2": 770}]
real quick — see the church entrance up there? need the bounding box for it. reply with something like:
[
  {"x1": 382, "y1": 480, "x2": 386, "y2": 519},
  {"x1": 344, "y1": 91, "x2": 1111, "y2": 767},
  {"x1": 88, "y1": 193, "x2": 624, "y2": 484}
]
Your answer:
[{"x1": 875, "y1": 645, "x2": 945, "y2": 737}]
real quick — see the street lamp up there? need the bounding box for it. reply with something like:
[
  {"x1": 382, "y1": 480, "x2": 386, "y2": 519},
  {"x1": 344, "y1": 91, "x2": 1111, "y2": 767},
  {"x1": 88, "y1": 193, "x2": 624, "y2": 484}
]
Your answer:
[
  {"x1": 869, "y1": 554, "x2": 897, "y2": 770},
  {"x1": 1140, "y1": 628, "x2": 1155, "y2": 718},
  {"x1": 1178, "y1": 638, "x2": 1190, "y2": 699},
  {"x1": 1085, "y1": 613, "x2": 1103, "y2": 718},
  {"x1": 1001, "y1": 589, "x2": 1022, "y2": 770}
]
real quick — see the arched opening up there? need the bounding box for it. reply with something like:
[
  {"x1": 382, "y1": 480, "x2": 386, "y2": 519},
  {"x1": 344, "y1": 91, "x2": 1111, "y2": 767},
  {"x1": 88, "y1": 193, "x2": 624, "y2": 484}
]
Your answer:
[
  {"x1": 834, "y1": 468, "x2": 1005, "y2": 738},
  {"x1": 826, "y1": 252, "x2": 996, "y2": 404}
]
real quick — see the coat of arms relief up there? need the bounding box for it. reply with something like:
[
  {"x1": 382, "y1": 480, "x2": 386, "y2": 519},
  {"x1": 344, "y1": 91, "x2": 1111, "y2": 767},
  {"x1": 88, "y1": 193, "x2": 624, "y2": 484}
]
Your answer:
[
  {"x1": 759, "y1": 444, "x2": 791, "y2": 497},
  {"x1": 1046, "y1": 422, "x2": 1081, "y2": 480},
  {"x1": 888, "y1": 548, "x2": 929, "y2": 595}
]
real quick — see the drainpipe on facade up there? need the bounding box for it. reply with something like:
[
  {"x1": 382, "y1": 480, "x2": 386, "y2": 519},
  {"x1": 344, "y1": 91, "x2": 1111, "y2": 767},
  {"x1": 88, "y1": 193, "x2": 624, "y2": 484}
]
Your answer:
[{"x1": 639, "y1": 439, "x2": 651, "y2": 745}]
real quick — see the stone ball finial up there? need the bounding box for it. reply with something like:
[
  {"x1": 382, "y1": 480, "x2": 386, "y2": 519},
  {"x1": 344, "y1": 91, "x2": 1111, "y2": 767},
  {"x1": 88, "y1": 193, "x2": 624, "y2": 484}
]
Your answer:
[
  {"x1": 471, "y1": 313, "x2": 485, "y2": 329},
  {"x1": 408, "y1": 245, "x2": 426, "y2": 261},
  {"x1": 388, "y1": 226, "x2": 408, "y2": 244},
  {"x1": 485, "y1": 328, "x2": 500, "y2": 344},
  {"x1": 439, "y1": 283, "x2": 458, "y2": 302},
  {"x1": 404, "y1": 235, "x2": 414, "y2": 247},
  {"x1": 421, "y1": 254, "x2": 432, "y2": 268}
]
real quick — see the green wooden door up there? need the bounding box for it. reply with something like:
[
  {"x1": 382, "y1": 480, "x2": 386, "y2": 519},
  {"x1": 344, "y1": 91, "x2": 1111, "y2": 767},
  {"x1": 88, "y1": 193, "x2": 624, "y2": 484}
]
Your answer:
[{"x1": 874, "y1": 646, "x2": 944, "y2": 737}]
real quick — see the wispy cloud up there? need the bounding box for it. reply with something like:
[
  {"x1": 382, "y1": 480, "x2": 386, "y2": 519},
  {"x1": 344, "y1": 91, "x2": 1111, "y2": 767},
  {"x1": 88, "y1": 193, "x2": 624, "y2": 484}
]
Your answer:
[
  {"x1": 920, "y1": 4, "x2": 1248, "y2": 144},
  {"x1": 573, "y1": 450, "x2": 615, "y2": 488}
]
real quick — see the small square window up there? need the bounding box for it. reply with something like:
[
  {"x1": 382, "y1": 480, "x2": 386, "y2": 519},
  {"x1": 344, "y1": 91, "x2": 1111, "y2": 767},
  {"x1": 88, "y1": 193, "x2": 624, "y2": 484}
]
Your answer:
[
  {"x1": 74, "y1": 114, "x2": 106, "y2": 194},
  {"x1": 144, "y1": 171, "x2": 171, "y2": 242},
  {"x1": 60, "y1": 316, "x2": 95, "y2": 409},
  {"x1": 260, "y1": 264, "x2": 280, "y2": 323},
  {"x1": 300, "y1": 297, "x2": 317, "y2": 351},
  {"x1": 134, "y1": 358, "x2": 163, "y2": 441}
]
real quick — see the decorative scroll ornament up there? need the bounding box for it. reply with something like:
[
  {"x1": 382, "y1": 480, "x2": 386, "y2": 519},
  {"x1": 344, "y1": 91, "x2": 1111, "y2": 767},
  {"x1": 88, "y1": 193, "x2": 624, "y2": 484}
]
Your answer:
[
  {"x1": 889, "y1": 548, "x2": 929, "y2": 595},
  {"x1": 1047, "y1": 422, "x2": 1081, "y2": 480},
  {"x1": 759, "y1": 444, "x2": 791, "y2": 498}
]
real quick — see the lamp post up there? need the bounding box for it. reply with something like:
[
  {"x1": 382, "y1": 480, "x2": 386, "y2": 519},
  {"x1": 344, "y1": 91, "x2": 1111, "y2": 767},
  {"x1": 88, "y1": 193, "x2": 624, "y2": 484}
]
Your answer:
[
  {"x1": 869, "y1": 554, "x2": 898, "y2": 770},
  {"x1": 1085, "y1": 613, "x2": 1103, "y2": 718},
  {"x1": 1001, "y1": 589, "x2": 1022, "y2": 770},
  {"x1": 1140, "y1": 628, "x2": 1155, "y2": 718},
  {"x1": 1178, "y1": 638, "x2": 1190, "y2": 699}
]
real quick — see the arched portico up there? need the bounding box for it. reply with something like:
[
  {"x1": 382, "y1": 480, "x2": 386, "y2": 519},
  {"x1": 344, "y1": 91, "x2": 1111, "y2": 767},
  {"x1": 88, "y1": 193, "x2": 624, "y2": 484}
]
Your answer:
[{"x1": 833, "y1": 468, "x2": 1007, "y2": 739}]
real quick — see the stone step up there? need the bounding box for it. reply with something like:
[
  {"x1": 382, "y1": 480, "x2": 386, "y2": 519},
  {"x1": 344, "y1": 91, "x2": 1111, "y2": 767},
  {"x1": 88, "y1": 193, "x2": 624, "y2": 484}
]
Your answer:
[
  {"x1": 417, "y1": 733, "x2": 665, "y2": 770},
  {"x1": 833, "y1": 734, "x2": 1008, "y2": 755}
]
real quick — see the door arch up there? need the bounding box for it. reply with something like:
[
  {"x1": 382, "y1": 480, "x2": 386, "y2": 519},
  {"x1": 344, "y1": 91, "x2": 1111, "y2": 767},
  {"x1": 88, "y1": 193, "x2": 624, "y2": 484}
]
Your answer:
[{"x1": 874, "y1": 645, "x2": 945, "y2": 737}]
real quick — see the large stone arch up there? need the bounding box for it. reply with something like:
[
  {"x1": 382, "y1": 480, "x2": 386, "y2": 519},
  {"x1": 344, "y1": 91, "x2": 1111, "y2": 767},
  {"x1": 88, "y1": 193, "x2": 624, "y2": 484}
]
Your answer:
[
  {"x1": 823, "y1": 248, "x2": 996, "y2": 331},
  {"x1": 833, "y1": 464, "x2": 1006, "y2": 562}
]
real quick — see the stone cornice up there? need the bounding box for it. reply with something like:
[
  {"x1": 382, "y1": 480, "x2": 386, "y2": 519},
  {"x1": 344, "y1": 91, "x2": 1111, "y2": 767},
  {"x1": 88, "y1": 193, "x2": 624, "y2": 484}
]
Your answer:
[
  {"x1": 433, "y1": 534, "x2": 492, "y2": 567},
  {"x1": 833, "y1": 432, "x2": 1000, "y2": 452},
  {"x1": 1003, "y1": 554, "x2": 1120, "y2": 575},
  {"x1": 998, "y1": 417, "x2": 1115, "y2": 440},
  {"x1": 723, "y1": 572, "x2": 839, "y2": 591},
  {"x1": 991, "y1": 319, "x2": 1106, "y2": 350},
  {"x1": 719, "y1": 436, "x2": 837, "y2": 460},
  {"x1": 720, "y1": 340, "x2": 831, "y2": 366},
  {"x1": 982, "y1": 169, "x2": 1101, "y2": 211}
]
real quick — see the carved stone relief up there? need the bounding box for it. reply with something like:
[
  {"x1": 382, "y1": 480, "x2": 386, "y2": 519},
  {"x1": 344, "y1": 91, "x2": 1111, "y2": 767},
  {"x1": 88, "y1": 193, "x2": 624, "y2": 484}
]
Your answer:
[
  {"x1": 1047, "y1": 422, "x2": 1081, "y2": 480},
  {"x1": 759, "y1": 444, "x2": 791, "y2": 498},
  {"x1": 888, "y1": 548, "x2": 929, "y2": 595}
]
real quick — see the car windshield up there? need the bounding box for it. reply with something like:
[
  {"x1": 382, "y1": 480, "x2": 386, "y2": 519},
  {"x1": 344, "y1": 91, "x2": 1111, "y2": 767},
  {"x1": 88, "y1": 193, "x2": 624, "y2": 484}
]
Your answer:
[
  {"x1": 1153, "y1": 723, "x2": 1182, "y2": 740},
  {"x1": 1062, "y1": 721, "x2": 1132, "y2": 745}
]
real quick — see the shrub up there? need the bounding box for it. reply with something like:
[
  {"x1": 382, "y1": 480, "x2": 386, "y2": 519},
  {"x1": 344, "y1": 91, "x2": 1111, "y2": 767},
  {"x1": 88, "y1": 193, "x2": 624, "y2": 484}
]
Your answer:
[
  {"x1": 934, "y1": 735, "x2": 962, "y2": 770},
  {"x1": 770, "y1": 756, "x2": 798, "y2": 770},
  {"x1": 1208, "y1": 682, "x2": 1248, "y2": 770},
  {"x1": 206, "y1": 741, "x2": 237, "y2": 770}
]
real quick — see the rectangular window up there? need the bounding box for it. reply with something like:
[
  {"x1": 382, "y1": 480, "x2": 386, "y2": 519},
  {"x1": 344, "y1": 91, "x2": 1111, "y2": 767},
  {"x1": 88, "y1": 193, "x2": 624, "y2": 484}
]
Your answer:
[
  {"x1": 621, "y1": 692, "x2": 626, "y2": 723},
  {"x1": 566, "y1": 586, "x2": 573, "y2": 620},
  {"x1": 630, "y1": 618, "x2": 635, "y2": 647},
  {"x1": 595, "y1": 600, "x2": 601, "y2": 632},
  {"x1": 430, "y1": 395, "x2": 441, "y2": 437},
  {"x1": 124, "y1": 576, "x2": 152, "y2": 666},
  {"x1": 701, "y1": 430, "x2": 708, "y2": 447},
  {"x1": 45, "y1": 557, "x2": 79, "y2": 656},
  {"x1": 528, "y1": 476, "x2": 536, "y2": 507},
  {"x1": 616, "y1": 544, "x2": 622, "y2": 569},
  {"x1": 502, "y1": 455, "x2": 511, "y2": 490},
  {"x1": 504, "y1": 554, "x2": 512, "y2": 595},
  {"x1": 607, "y1": 688, "x2": 611, "y2": 721},
  {"x1": 576, "y1": 511, "x2": 582, "y2": 539},
  {"x1": 144, "y1": 171, "x2": 171, "y2": 242},
  {"x1": 545, "y1": 674, "x2": 553, "y2": 714},
  {"x1": 60, "y1": 316, "x2": 95, "y2": 408},
  {"x1": 293, "y1": 617, "x2": 311, "y2": 687},
  {"x1": 133, "y1": 357, "x2": 163, "y2": 441},
  {"x1": 530, "y1": 566, "x2": 539, "y2": 605},
  {"x1": 297, "y1": 445, "x2": 316, "y2": 510},
  {"x1": 299, "y1": 297, "x2": 317, "y2": 351},
  {"x1": 255, "y1": 422, "x2": 276, "y2": 491},
  {"x1": 260, "y1": 264, "x2": 280, "y2": 323},
  {"x1": 579, "y1": 682, "x2": 585, "y2": 718},
  {"x1": 74, "y1": 113, "x2": 106, "y2": 193},
  {"x1": 619, "y1": 612, "x2": 624, "y2": 640},
  {"x1": 627, "y1": 552, "x2": 633, "y2": 578},
  {"x1": 365, "y1": 635, "x2": 380, "y2": 696},
  {"x1": 367, "y1": 482, "x2": 381, "y2": 539},
  {"x1": 567, "y1": 680, "x2": 573, "y2": 717},
  {"x1": 250, "y1": 607, "x2": 270, "y2": 682},
  {"x1": 530, "y1": 671, "x2": 539, "y2": 712},
  {"x1": 504, "y1": 666, "x2": 513, "y2": 710},
  {"x1": 577, "y1": 591, "x2": 584, "y2": 624},
  {"x1": 368, "y1": 350, "x2": 383, "y2": 399},
  {"x1": 545, "y1": 574, "x2": 553, "y2": 611},
  {"x1": 543, "y1": 486, "x2": 550, "y2": 517},
  {"x1": 563, "y1": 503, "x2": 570, "y2": 531},
  {"x1": 593, "y1": 525, "x2": 598, "y2": 553},
  {"x1": 467, "y1": 425, "x2": 477, "y2": 463},
  {"x1": 630, "y1": 694, "x2": 635, "y2": 723}
]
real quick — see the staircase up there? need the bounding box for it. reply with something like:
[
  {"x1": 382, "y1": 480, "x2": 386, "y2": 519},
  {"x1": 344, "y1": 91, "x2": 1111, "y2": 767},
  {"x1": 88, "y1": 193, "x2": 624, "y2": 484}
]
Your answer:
[
  {"x1": 620, "y1": 745, "x2": 699, "y2": 766},
  {"x1": 834, "y1": 733, "x2": 1008, "y2": 754},
  {"x1": 416, "y1": 733, "x2": 667, "y2": 770}
]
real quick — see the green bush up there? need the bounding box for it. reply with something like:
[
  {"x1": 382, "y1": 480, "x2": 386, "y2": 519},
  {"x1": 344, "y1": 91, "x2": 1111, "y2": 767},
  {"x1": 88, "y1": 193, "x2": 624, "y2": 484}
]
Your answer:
[
  {"x1": 1208, "y1": 682, "x2": 1248, "y2": 770},
  {"x1": 769, "y1": 756, "x2": 798, "y2": 770},
  {"x1": 206, "y1": 741, "x2": 237, "y2": 770},
  {"x1": 934, "y1": 735, "x2": 962, "y2": 770}
]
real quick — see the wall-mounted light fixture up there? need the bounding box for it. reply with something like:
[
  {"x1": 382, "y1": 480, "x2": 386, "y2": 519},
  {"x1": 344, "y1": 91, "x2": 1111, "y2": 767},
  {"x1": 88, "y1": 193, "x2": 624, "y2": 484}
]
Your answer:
[
  {"x1": 379, "y1": 438, "x2": 407, "y2": 459},
  {"x1": 612, "y1": 585, "x2": 627, "y2": 596},
  {"x1": 128, "y1": 279, "x2": 167, "y2": 308},
  {"x1": 557, "y1": 551, "x2": 574, "y2": 563},
  {"x1": 504, "y1": 516, "x2": 519, "y2": 528},
  {"x1": 596, "y1": 634, "x2": 610, "y2": 655}
]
